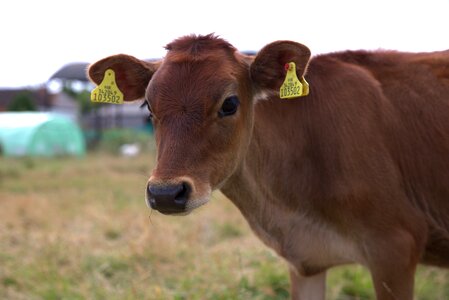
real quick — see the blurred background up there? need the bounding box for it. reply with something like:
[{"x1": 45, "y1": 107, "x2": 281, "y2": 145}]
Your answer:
[{"x1": 1, "y1": 0, "x2": 448, "y2": 299}]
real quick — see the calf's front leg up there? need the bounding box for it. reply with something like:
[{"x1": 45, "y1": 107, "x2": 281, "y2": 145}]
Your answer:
[
  {"x1": 365, "y1": 228, "x2": 422, "y2": 300},
  {"x1": 289, "y1": 268, "x2": 326, "y2": 300}
]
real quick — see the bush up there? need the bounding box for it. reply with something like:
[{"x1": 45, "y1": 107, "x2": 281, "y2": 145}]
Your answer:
[{"x1": 96, "y1": 129, "x2": 154, "y2": 154}]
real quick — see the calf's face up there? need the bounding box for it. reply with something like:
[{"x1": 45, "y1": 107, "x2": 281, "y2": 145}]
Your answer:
[
  {"x1": 145, "y1": 54, "x2": 254, "y2": 214},
  {"x1": 88, "y1": 36, "x2": 311, "y2": 215}
]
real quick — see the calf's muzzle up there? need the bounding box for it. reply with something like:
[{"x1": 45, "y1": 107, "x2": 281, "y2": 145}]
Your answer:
[{"x1": 146, "y1": 181, "x2": 191, "y2": 214}]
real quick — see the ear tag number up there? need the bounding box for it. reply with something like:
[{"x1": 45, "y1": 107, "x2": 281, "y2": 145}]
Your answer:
[
  {"x1": 91, "y1": 69, "x2": 124, "y2": 104},
  {"x1": 279, "y1": 62, "x2": 309, "y2": 99}
]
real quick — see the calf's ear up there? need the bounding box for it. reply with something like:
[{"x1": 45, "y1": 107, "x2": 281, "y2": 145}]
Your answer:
[
  {"x1": 250, "y1": 41, "x2": 311, "y2": 93},
  {"x1": 88, "y1": 54, "x2": 160, "y2": 101}
]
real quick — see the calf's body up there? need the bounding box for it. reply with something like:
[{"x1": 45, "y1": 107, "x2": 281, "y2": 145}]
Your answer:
[
  {"x1": 89, "y1": 35, "x2": 449, "y2": 300},
  {"x1": 224, "y1": 51, "x2": 449, "y2": 299}
]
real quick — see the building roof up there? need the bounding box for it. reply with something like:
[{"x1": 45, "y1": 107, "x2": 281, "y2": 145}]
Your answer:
[{"x1": 50, "y1": 62, "x2": 90, "y2": 81}]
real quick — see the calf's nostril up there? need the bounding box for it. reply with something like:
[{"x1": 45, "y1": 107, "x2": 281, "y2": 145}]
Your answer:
[
  {"x1": 146, "y1": 184, "x2": 157, "y2": 209},
  {"x1": 174, "y1": 182, "x2": 191, "y2": 205}
]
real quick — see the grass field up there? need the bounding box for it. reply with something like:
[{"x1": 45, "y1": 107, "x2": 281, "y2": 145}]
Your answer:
[{"x1": 1, "y1": 153, "x2": 448, "y2": 299}]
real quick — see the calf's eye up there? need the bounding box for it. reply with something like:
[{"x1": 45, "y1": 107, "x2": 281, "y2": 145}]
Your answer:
[
  {"x1": 218, "y1": 96, "x2": 240, "y2": 117},
  {"x1": 141, "y1": 100, "x2": 153, "y2": 119}
]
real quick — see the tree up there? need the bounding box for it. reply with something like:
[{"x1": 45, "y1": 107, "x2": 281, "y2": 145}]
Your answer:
[{"x1": 8, "y1": 92, "x2": 36, "y2": 111}]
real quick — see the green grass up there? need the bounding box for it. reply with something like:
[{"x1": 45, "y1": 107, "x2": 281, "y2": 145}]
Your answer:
[{"x1": 0, "y1": 153, "x2": 448, "y2": 299}]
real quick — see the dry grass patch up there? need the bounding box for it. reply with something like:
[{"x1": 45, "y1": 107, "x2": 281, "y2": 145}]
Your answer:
[{"x1": 0, "y1": 153, "x2": 447, "y2": 299}]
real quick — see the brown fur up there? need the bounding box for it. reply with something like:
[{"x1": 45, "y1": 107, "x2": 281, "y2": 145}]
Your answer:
[{"x1": 88, "y1": 35, "x2": 449, "y2": 300}]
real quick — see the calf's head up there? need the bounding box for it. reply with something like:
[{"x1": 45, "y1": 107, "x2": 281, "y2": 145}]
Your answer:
[{"x1": 88, "y1": 35, "x2": 310, "y2": 215}]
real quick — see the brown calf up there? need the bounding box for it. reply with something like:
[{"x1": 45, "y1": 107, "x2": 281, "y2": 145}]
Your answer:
[{"x1": 88, "y1": 34, "x2": 449, "y2": 300}]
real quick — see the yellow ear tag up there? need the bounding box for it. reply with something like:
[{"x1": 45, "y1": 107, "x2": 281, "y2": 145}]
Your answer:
[
  {"x1": 279, "y1": 62, "x2": 309, "y2": 99},
  {"x1": 90, "y1": 69, "x2": 124, "y2": 104},
  {"x1": 300, "y1": 76, "x2": 310, "y2": 97}
]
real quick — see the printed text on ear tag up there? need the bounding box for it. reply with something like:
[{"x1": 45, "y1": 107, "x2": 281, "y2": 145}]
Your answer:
[
  {"x1": 279, "y1": 62, "x2": 309, "y2": 99},
  {"x1": 90, "y1": 69, "x2": 124, "y2": 104}
]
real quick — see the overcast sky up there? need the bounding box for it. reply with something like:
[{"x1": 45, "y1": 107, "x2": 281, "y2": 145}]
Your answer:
[{"x1": 1, "y1": 0, "x2": 448, "y2": 88}]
